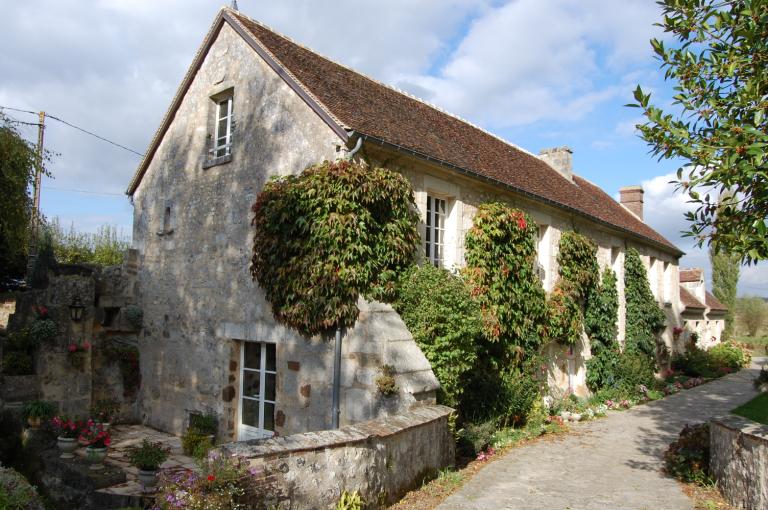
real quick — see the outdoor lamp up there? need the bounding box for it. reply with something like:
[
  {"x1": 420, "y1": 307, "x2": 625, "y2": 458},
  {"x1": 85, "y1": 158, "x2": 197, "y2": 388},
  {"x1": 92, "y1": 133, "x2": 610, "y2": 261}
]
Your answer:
[{"x1": 69, "y1": 295, "x2": 85, "y2": 322}]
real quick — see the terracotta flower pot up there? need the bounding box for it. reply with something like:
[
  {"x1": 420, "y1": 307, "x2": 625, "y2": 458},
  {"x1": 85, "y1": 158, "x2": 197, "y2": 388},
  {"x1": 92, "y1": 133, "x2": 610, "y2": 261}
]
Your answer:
[
  {"x1": 57, "y1": 437, "x2": 78, "y2": 459},
  {"x1": 85, "y1": 446, "x2": 108, "y2": 470},
  {"x1": 27, "y1": 416, "x2": 42, "y2": 429},
  {"x1": 137, "y1": 469, "x2": 159, "y2": 491}
]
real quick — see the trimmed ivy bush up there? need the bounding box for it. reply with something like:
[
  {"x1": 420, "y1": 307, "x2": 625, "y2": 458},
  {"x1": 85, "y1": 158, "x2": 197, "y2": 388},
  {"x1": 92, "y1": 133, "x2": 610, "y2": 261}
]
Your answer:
[
  {"x1": 393, "y1": 264, "x2": 481, "y2": 407},
  {"x1": 546, "y1": 280, "x2": 583, "y2": 345},
  {"x1": 624, "y1": 248, "x2": 666, "y2": 358},
  {"x1": 464, "y1": 202, "x2": 546, "y2": 364},
  {"x1": 556, "y1": 231, "x2": 599, "y2": 301},
  {"x1": 250, "y1": 160, "x2": 420, "y2": 335}
]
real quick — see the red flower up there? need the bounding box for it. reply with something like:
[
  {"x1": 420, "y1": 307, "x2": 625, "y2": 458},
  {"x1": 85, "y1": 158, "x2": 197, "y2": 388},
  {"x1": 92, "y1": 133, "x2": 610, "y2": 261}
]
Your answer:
[
  {"x1": 207, "y1": 474, "x2": 216, "y2": 481},
  {"x1": 517, "y1": 217, "x2": 527, "y2": 230},
  {"x1": 68, "y1": 343, "x2": 78, "y2": 353},
  {"x1": 82, "y1": 341, "x2": 91, "y2": 350}
]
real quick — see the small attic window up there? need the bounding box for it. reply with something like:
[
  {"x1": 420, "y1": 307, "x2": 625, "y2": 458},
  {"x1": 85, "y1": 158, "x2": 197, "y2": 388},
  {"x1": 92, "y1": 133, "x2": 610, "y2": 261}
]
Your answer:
[{"x1": 213, "y1": 96, "x2": 233, "y2": 158}]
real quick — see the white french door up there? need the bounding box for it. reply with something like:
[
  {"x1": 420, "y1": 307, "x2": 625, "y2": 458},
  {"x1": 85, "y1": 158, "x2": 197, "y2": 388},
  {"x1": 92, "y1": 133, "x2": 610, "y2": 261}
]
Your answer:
[{"x1": 238, "y1": 341, "x2": 276, "y2": 441}]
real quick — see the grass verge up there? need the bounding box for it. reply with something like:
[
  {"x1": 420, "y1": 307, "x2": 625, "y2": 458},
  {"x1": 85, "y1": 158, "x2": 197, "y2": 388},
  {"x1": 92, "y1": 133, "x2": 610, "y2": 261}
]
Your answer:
[{"x1": 731, "y1": 392, "x2": 768, "y2": 424}]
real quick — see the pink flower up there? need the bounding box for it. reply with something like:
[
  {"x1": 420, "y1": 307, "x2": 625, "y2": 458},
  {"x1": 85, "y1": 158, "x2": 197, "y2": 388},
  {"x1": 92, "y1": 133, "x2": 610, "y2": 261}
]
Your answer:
[
  {"x1": 82, "y1": 341, "x2": 91, "y2": 351},
  {"x1": 68, "y1": 343, "x2": 78, "y2": 353}
]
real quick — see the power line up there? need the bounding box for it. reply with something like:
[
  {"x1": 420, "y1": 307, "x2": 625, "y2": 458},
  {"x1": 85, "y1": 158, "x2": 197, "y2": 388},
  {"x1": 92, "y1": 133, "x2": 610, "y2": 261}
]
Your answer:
[
  {"x1": 0, "y1": 105, "x2": 145, "y2": 157},
  {"x1": 42, "y1": 186, "x2": 125, "y2": 197}
]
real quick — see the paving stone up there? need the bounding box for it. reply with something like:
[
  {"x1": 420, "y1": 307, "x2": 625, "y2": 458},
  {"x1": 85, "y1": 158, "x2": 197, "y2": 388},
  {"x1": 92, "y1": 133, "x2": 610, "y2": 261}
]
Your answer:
[{"x1": 439, "y1": 361, "x2": 765, "y2": 510}]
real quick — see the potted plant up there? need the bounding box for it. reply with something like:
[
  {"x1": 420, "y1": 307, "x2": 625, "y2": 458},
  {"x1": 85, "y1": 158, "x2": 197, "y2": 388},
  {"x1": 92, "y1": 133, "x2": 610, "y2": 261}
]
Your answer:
[
  {"x1": 79, "y1": 420, "x2": 111, "y2": 470},
  {"x1": 90, "y1": 398, "x2": 120, "y2": 428},
  {"x1": 67, "y1": 340, "x2": 91, "y2": 370},
  {"x1": 127, "y1": 439, "x2": 170, "y2": 492},
  {"x1": 23, "y1": 400, "x2": 55, "y2": 429},
  {"x1": 182, "y1": 412, "x2": 217, "y2": 456},
  {"x1": 51, "y1": 415, "x2": 83, "y2": 459}
]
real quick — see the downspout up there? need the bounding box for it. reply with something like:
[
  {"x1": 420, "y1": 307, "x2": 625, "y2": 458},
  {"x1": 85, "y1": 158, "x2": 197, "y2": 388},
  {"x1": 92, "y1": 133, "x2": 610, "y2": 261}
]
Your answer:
[{"x1": 331, "y1": 131, "x2": 364, "y2": 430}]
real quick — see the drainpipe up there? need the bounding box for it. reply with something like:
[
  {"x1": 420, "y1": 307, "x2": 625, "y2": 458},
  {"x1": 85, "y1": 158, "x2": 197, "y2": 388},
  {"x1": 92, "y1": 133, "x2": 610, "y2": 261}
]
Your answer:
[
  {"x1": 331, "y1": 326, "x2": 342, "y2": 429},
  {"x1": 330, "y1": 132, "x2": 362, "y2": 430}
]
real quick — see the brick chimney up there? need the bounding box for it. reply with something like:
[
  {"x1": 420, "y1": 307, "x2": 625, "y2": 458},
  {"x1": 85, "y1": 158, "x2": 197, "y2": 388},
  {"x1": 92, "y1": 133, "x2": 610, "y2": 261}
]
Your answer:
[
  {"x1": 619, "y1": 185, "x2": 644, "y2": 220},
  {"x1": 539, "y1": 146, "x2": 573, "y2": 183}
]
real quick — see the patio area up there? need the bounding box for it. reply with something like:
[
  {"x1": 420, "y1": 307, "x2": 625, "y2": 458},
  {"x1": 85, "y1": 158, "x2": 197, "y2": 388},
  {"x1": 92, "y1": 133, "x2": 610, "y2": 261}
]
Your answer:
[{"x1": 75, "y1": 424, "x2": 199, "y2": 498}]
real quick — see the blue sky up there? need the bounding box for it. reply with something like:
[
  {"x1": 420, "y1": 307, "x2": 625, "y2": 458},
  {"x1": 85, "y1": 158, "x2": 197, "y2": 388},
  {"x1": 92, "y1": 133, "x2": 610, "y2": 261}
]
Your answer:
[{"x1": 2, "y1": 0, "x2": 765, "y2": 295}]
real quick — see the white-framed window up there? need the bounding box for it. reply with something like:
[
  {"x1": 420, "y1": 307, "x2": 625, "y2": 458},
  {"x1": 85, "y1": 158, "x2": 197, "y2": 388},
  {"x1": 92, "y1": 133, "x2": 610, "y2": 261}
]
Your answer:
[
  {"x1": 425, "y1": 195, "x2": 446, "y2": 267},
  {"x1": 537, "y1": 225, "x2": 551, "y2": 290},
  {"x1": 238, "y1": 341, "x2": 276, "y2": 441},
  {"x1": 213, "y1": 96, "x2": 233, "y2": 158}
]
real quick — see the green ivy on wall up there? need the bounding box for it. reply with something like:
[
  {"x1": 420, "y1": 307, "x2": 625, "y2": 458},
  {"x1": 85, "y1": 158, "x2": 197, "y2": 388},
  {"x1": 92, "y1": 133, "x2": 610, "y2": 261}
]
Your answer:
[
  {"x1": 624, "y1": 248, "x2": 667, "y2": 359},
  {"x1": 250, "y1": 160, "x2": 420, "y2": 335},
  {"x1": 584, "y1": 267, "x2": 619, "y2": 353},
  {"x1": 464, "y1": 202, "x2": 547, "y2": 365}
]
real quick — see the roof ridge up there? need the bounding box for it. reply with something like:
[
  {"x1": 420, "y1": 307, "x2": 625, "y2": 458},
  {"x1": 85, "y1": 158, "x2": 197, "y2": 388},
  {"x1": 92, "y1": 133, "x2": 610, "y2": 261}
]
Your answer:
[{"x1": 228, "y1": 8, "x2": 540, "y2": 160}]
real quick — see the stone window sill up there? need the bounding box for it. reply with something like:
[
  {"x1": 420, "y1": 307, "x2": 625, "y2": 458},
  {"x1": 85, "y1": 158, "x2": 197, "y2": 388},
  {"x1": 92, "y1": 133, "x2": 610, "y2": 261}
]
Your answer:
[{"x1": 203, "y1": 154, "x2": 232, "y2": 169}]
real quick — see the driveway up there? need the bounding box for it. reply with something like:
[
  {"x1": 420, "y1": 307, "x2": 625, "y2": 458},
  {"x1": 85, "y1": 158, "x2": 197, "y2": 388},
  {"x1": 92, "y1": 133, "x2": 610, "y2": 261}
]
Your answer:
[{"x1": 438, "y1": 360, "x2": 765, "y2": 510}]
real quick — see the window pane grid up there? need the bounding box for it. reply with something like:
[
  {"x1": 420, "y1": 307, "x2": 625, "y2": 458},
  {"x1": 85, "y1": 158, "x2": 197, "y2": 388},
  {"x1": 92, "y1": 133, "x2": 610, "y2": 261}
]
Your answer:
[
  {"x1": 213, "y1": 97, "x2": 232, "y2": 158},
  {"x1": 425, "y1": 195, "x2": 446, "y2": 267}
]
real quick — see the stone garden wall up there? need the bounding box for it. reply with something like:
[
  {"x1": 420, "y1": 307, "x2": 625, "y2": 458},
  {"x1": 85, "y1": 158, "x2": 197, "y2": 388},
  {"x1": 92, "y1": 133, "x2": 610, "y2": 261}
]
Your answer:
[
  {"x1": 221, "y1": 404, "x2": 455, "y2": 509},
  {"x1": 710, "y1": 415, "x2": 768, "y2": 510}
]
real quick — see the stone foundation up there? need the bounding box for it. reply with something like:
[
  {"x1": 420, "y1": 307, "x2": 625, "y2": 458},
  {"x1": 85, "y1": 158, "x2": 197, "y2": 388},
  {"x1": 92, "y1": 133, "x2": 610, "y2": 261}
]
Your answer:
[
  {"x1": 710, "y1": 414, "x2": 768, "y2": 510},
  {"x1": 221, "y1": 404, "x2": 455, "y2": 508}
]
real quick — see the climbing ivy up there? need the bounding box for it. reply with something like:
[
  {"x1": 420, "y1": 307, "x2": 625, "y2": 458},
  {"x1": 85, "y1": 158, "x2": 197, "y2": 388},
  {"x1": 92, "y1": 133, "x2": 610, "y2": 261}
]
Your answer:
[
  {"x1": 556, "y1": 231, "x2": 599, "y2": 301},
  {"x1": 464, "y1": 202, "x2": 547, "y2": 365},
  {"x1": 584, "y1": 267, "x2": 619, "y2": 353},
  {"x1": 250, "y1": 160, "x2": 420, "y2": 335},
  {"x1": 545, "y1": 231, "x2": 599, "y2": 345},
  {"x1": 624, "y1": 248, "x2": 667, "y2": 358}
]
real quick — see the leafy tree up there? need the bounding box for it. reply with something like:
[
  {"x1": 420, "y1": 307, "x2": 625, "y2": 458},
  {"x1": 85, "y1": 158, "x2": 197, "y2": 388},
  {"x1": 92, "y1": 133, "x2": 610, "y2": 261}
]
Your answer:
[
  {"x1": 736, "y1": 296, "x2": 766, "y2": 336},
  {"x1": 250, "y1": 160, "x2": 420, "y2": 335},
  {"x1": 0, "y1": 113, "x2": 48, "y2": 281},
  {"x1": 630, "y1": 0, "x2": 768, "y2": 262},
  {"x1": 710, "y1": 247, "x2": 740, "y2": 339}
]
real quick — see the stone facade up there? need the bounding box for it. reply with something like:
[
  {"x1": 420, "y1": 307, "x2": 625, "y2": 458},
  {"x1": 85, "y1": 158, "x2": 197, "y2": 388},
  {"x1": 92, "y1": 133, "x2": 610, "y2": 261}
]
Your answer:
[
  {"x1": 710, "y1": 415, "x2": 768, "y2": 510},
  {"x1": 221, "y1": 404, "x2": 454, "y2": 509},
  {"x1": 130, "y1": 23, "x2": 438, "y2": 440}
]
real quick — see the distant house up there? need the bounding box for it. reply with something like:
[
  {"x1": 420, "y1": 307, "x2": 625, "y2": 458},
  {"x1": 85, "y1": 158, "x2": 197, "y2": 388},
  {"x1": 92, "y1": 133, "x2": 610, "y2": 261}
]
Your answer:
[
  {"x1": 679, "y1": 268, "x2": 728, "y2": 348},
  {"x1": 126, "y1": 7, "x2": 700, "y2": 441}
]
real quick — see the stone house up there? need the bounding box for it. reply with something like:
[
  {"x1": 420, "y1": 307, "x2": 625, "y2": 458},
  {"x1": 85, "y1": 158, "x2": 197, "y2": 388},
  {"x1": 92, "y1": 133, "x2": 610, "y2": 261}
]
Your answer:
[
  {"x1": 126, "y1": 7, "x2": 691, "y2": 441},
  {"x1": 679, "y1": 268, "x2": 728, "y2": 348}
]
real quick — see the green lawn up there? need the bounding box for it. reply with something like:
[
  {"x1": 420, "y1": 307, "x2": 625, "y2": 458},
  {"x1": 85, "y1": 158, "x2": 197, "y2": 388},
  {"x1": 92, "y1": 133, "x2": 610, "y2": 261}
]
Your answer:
[{"x1": 732, "y1": 393, "x2": 768, "y2": 425}]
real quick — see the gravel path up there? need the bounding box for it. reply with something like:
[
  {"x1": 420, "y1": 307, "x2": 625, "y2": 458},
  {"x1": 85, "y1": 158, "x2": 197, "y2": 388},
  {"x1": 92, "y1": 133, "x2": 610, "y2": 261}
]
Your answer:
[{"x1": 438, "y1": 360, "x2": 765, "y2": 510}]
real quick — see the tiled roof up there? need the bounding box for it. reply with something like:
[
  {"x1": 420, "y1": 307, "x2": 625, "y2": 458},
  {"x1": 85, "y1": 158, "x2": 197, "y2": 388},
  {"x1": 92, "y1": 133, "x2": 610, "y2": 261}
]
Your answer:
[
  {"x1": 230, "y1": 12, "x2": 680, "y2": 254},
  {"x1": 126, "y1": 8, "x2": 682, "y2": 256},
  {"x1": 680, "y1": 269, "x2": 703, "y2": 283},
  {"x1": 680, "y1": 287, "x2": 707, "y2": 310},
  {"x1": 705, "y1": 291, "x2": 728, "y2": 311}
]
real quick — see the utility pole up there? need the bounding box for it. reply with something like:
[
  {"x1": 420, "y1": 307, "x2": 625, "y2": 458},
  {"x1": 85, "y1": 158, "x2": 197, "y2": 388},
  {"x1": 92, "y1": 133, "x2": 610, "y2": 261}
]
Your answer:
[{"x1": 26, "y1": 111, "x2": 45, "y2": 281}]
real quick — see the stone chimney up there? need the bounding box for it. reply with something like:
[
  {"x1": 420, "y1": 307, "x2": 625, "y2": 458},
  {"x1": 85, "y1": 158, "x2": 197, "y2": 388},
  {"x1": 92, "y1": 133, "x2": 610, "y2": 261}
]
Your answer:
[
  {"x1": 539, "y1": 147, "x2": 573, "y2": 182},
  {"x1": 619, "y1": 185, "x2": 644, "y2": 220}
]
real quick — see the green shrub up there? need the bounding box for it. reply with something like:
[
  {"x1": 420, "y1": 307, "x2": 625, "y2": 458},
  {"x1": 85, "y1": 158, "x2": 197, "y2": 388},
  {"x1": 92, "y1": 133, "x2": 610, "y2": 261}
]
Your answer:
[
  {"x1": 664, "y1": 423, "x2": 713, "y2": 485},
  {"x1": 335, "y1": 490, "x2": 363, "y2": 510},
  {"x1": 1, "y1": 351, "x2": 33, "y2": 375},
  {"x1": 0, "y1": 465, "x2": 44, "y2": 510},
  {"x1": 4, "y1": 329, "x2": 31, "y2": 352},
  {"x1": 456, "y1": 419, "x2": 497, "y2": 456},
  {"x1": 707, "y1": 342, "x2": 744, "y2": 371},
  {"x1": 250, "y1": 160, "x2": 419, "y2": 335},
  {"x1": 182, "y1": 430, "x2": 213, "y2": 458},
  {"x1": 586, "y1": 349, "x2": 655, "y2": 393},
  {"x1": 46, "y1": 218, "x2": 129, "y2": 267},
  {"x1": 22, "y1": 400, "x2": 55, "y2": 420},
  {"x1": 673, "y1": 342, "x2": 745, "y2": 378},
  {"x1": 127, "y1": 439, "x2": 170, "y2": 470},
  {"x1": 189, "y1": 413, "x2": 218, "y2": 436},
  {"x1": 29, "y1": 319, "x2": 56, "y2": 344},
  {"x1": 124, "y1": 305, "x2": 143, "y2": 330},
  {"x1": 393, "y1": 264, "x2": 481, "y2": 407}
]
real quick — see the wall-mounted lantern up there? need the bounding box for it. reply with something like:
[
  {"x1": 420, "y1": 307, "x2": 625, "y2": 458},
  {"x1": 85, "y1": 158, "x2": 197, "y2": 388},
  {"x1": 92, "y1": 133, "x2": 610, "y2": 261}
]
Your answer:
[{"x1": 69, "y1": 295, "x2": 85, "y2": 322}]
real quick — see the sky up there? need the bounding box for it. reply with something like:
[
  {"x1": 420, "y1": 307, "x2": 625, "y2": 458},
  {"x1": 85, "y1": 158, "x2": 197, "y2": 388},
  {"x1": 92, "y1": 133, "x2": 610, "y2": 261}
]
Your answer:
[{"x1": 1, "y1": 0, "x2": 766, "y2": 296}]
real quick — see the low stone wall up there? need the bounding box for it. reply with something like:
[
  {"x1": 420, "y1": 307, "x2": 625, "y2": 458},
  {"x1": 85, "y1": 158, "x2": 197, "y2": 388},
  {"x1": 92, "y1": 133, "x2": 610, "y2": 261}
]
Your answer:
[
  {"x1": 221, "y1": 404, "x2": 455, "y2": 509},
  {"x1": 710, "y1": 414, "x2": 768, "y2": 510}
]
